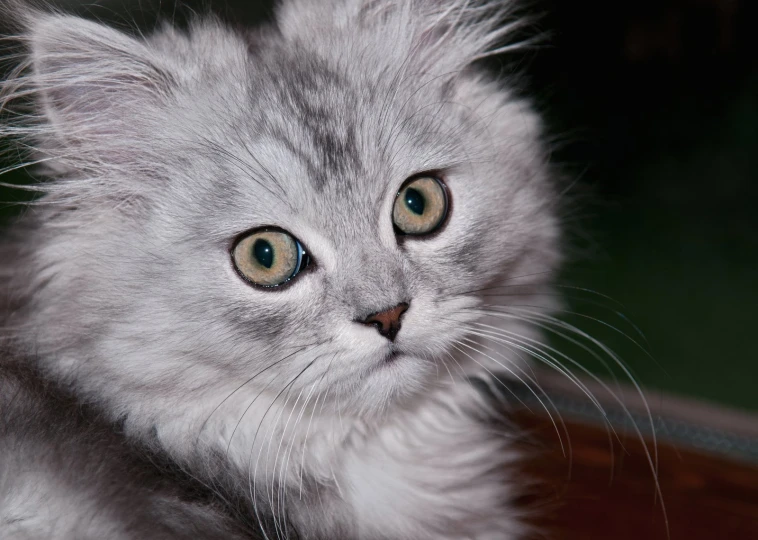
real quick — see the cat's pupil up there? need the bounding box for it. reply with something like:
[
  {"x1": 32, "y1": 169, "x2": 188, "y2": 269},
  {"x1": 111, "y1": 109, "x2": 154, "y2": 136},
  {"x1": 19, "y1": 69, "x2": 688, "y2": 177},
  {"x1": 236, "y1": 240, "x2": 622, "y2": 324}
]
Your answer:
[
  {"x1": 404, "y1": 188, "x2": 425, "y2": 215},
  {"x1": 253, "y1": 239, "x2": 274, "y2": 269}
]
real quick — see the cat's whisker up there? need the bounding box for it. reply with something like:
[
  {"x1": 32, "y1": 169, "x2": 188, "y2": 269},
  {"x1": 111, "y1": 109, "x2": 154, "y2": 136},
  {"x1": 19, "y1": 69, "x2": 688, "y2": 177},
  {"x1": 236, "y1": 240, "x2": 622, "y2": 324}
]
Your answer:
[
  {"x1": 450, "y1": 341, "x2": 530, "y2": 412},
  {"x1": 451, "y1": 338, "x2": 568, "y2": 457},
  {"x1": 278, "y1": 366, "x2": 329, "y2": 539},
  {"x1": 196, "y1": 342, "x2": 317, "y2": 447},
  {"x1": 300, "y1": 353, "x2": 338, "y2": 500},
  {"x1": 226, "y1": 372, "x2": 284, "y2": 459},
  {"x1": 267, "y1": 353, "x2": 339, "y2": 540},
  {"x1": 441, "y1": 348, "x2": 469, "y2": 380},
  {"x1": 329, "y1": 462, "x2": 345, "y2": 500},
  {"x1": 503, "y1": 307, "x2": 661, "y2": 470},
  {"x1": 464, "y1": 307, "x2": 668, "y2": 529},
  {"x1": 462, "y1": 321, "x2": 607, "y2": 415},
  {"x1": 448, "y1": 281, "x2": 642, "y2": 328},
  {"x1": 459, "y1": 321, "x2": 621, "y2": 486},
  {"x1": 249, "y1": 358, "x2": 319, "y2": 540},
  {"x1": 284, "y1": 379, "x2": 326, "y2": 506},
  {"x1": 457, "y1": 319, "x2": 619, "y2": 469},
  {"x1": 470, "y1": 303, "x2": 629, "y2": 393},
  {"x1": 440, "y1": 270, "x2": 555, "y2": 297},
  {"x1": 457, "y1": 334, "x2": 571, "y2": 445},
  {"x1": 310, "y1": 355, "x2": 340, "y2": 507},
  {"x1": 268, "y1": 381, "x2": 309, "y2": 540},
  {"x1": 475, "y1": 300, "x2": 653, "y2": 356},
  {"x1": 436, "y1": 347, "x2": 459, "y2": 386},
  {"x1": 299, "y1": 385, "x2": 328, "y2": 500},
  {"x1": 477, "y1": 308, "x2": 645, "y2": 425}
]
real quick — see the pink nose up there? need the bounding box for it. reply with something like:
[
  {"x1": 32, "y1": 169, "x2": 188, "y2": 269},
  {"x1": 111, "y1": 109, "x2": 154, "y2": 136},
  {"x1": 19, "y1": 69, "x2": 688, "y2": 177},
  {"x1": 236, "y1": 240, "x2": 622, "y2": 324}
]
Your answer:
[{"x1": 360, "y1": 302, "x2": 409, "y2": 342}]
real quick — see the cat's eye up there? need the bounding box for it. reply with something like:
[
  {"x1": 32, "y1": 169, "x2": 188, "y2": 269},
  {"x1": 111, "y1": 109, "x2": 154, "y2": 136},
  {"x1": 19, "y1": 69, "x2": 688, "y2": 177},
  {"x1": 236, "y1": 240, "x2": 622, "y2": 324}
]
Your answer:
[
  {"x1": 232, "y1": 229, "x2": 310, "y2": 288},
  {"x1": 392, "y1": 176, "x2": 448, "y2": 236}
]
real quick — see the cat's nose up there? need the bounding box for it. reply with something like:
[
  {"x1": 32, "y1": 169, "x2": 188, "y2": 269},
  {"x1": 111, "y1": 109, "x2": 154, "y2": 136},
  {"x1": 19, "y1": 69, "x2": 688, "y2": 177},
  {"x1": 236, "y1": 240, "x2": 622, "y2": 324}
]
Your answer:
[{"x1": 359, "y1": 302, "x2": 409, "y2": 342}]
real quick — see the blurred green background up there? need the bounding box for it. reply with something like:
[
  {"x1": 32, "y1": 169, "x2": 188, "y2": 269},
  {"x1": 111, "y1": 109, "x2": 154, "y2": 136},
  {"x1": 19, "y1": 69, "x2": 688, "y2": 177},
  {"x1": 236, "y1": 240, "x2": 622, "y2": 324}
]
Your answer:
[
  {"x1": 2, "y1": 0, "x2": 756, "y2": 411},
  {"x1": 528, "y1": 0, "x2": 758, "y2": 412}
]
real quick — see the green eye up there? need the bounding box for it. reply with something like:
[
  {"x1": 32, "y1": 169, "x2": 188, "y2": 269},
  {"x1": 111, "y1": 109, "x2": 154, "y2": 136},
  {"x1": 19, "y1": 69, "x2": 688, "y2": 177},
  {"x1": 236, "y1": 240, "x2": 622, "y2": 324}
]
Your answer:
[
  {"x1": 232, "y1": 229, "x2": 310, "y2": 287},
  {"x1": 393, "y1": 176, "x2": 448, "y2": 236}
]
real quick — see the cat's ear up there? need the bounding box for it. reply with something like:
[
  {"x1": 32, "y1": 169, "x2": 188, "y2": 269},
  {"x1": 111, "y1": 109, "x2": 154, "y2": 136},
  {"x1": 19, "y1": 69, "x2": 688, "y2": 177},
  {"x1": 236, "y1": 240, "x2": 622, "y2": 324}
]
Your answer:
[
  {"x1": 24, "y1": 13, "x2": 176, "y2": 146},
  {"x1": 277, "y1": 0, "x2": 527, "y2": 75}
]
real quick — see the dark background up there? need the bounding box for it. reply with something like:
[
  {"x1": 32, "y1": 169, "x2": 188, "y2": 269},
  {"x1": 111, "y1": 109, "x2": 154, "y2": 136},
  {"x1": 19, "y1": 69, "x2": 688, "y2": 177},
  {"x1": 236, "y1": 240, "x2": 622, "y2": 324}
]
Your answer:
[{"x1": 2, "y1": 0, "x2": 756, "y2": 411}]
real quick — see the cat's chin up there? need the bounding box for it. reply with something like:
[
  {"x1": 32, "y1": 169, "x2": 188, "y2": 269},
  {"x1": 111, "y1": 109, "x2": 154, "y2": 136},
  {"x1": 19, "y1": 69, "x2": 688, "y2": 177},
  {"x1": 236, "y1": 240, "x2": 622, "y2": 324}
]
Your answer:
[
  {"x1": 352, "y1": 350, "x2": 446, "y2": 412},
  {"x1": 381, "y1": 347, "x2": 404, "y2": 363}
]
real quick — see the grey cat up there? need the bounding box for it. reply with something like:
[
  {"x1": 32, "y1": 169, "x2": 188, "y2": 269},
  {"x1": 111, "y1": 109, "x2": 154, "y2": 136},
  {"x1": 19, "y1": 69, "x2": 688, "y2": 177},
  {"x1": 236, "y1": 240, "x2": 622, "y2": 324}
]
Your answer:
[{"x1": 0, "y1": 0, "x2": 560, "y2": 538}]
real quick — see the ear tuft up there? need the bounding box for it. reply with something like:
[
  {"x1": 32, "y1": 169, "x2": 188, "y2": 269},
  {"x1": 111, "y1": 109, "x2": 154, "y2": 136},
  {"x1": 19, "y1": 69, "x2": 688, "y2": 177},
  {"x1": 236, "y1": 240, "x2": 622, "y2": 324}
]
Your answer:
[
  {"x1": 276, "y1": 0, "x2": 531, "y2": 75},
  {"x1": 0, "y1": 9, "x2": 178, "y2": 166},
  {"x1": 27, "y1": 14, "x2": 175, "y2": 139}
]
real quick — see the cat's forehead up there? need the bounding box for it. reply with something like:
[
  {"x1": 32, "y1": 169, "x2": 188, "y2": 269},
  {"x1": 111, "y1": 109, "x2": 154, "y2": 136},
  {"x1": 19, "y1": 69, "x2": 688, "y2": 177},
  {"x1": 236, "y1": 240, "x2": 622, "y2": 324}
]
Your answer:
[
  {"x1": 259, "y1": 56, "x2": 364, "y2": 194},
  {"x1": 174, "y1": 42, "x2": 481, "y2": 239},
  {"x1": 247, "y1": 46, "x2": 456, "y2": 193}
]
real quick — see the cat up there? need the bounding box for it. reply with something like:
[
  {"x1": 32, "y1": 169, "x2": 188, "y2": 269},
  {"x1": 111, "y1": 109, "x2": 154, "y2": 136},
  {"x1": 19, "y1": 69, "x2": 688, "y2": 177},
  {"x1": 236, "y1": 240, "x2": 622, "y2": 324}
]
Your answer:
[{"x1": 0, "y1": 0, "x2": 560, "y2": 538}]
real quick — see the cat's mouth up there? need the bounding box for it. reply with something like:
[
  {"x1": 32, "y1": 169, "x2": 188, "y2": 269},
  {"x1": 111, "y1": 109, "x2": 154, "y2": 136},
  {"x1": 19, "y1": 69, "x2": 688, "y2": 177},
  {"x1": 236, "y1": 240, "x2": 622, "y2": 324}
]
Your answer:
[{"x1": 383, "y1": 347, "x2": 404, "y2": 363}]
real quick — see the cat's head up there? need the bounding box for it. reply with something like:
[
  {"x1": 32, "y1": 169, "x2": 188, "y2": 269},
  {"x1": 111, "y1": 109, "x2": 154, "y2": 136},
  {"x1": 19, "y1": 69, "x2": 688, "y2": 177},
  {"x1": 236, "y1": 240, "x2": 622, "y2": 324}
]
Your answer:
[{"x1": 2, "y1": 0, "x2": 559, "y2": 425}]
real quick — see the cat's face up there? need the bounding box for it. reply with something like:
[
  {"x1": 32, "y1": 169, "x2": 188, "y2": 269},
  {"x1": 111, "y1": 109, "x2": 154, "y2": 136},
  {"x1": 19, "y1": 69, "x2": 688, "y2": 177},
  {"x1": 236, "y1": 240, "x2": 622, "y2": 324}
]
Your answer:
[{"x1": 10, "y1": 2, "x2": 559, "y2": 422}]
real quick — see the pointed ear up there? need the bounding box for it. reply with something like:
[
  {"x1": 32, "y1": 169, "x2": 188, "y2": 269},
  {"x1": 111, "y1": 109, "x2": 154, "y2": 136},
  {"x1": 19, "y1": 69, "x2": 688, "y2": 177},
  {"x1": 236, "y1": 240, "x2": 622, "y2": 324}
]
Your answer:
[
  {"x1": 276, "y1": 0, "x2": 526, "y2": 75},
  {"x1": 26, "y1": 13, "x2": 176, "y2": 145}
]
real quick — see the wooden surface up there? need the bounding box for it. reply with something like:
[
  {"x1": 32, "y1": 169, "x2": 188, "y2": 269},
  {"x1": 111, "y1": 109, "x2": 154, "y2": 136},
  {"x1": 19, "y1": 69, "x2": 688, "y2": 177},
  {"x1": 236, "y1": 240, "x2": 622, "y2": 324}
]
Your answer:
[{"x1": 514, "y1": 410, "x2": 758, "y2": 539}]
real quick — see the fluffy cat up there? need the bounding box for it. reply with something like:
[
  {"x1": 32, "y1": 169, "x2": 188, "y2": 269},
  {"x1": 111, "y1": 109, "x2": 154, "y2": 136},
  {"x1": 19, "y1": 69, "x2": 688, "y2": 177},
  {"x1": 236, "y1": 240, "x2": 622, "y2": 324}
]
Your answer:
[{"x1": 0, "y1": 0, "x2": 560, "y2": 538}]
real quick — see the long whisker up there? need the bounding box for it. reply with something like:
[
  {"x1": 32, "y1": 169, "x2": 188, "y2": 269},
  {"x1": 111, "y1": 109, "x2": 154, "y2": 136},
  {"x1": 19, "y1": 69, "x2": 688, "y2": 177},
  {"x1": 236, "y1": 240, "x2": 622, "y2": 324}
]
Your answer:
[
  {"x1": 249, "y1": 357, "x2": 319, "y2": 540},
  {"x1": 300, "y1": 353, "x2": 338, "y2": 500},
  {"x1": 441, "y1": 269, "x2": 555, "y2": 297},
  {"x1": 465, "y1": 307, "x2": 668, "y2": 532},
  {"x1": 196, "y1": 343, "x2": 317, "y2": 446},
  {"x1": 457, "y1": 334, "x2": 571, "y2": 458},
  {"x1": 278, "y1": 373, "x2": 325, "y2": 538},
  {"x1": 437, "y1": 347, "x2": 459, "y2": 385},
  {"x1": 268, "y1": 378, "x2": 309, "y2": 540},
  {"x1": 506, "y1": 308, "x2": 661, "y2": 472},
  {"x1": 441, "y1": 348, "x2": 469, "y2": 379},
  {"x1": 451, "y1": 341, "x2": 532, "y2": 412},
  {"x1": 457, "y1": 320, "x2": 620, "y2": 477},
  {"x1": 482, "y1": 308, "x2": 653, "y2": 452},
  {"x1": 478, "y1": 302, "x2": 655, "y2": 363},
  {"x1": 226, "y1": 350, "x2": 316, "y2": 458},
  {"x1": 453, "y1": 338, "x2": 568, "y2": 457},
  {"x1": 464, "y1": 321, "x2": 607, "y2": 414}
]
